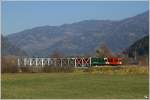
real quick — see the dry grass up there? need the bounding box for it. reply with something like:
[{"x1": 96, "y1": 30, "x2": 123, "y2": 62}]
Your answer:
[{"x1": 81, "y1": 65, "x2": 149, "y2": 75}]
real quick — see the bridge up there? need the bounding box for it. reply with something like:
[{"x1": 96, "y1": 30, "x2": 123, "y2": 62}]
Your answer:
[{"x1": 18, "y1": 57, "x2": 92, "y2": 68}]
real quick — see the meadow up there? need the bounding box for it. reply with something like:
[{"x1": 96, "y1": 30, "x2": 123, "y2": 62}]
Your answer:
[{"x1": 2, "y1": 66, "x2": 149, "y2": 99}]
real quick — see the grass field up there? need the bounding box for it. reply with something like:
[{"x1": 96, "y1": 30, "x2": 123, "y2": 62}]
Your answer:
[{"x1": 2, "y1": 72, "x2": 149, "y2": 99}]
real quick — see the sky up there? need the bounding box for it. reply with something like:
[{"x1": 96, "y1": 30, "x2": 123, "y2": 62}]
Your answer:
[{"x1": 2, "y1": 1, "x2": 149, "y2": 35}]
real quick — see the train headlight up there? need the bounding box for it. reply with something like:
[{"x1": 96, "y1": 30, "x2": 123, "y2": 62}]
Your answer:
[
  {"x1": 106, "y1": 62, "x2": 109, "y2": 64},
  {"x1": 119, "y1": 62, "x2": 122, "y2": 64},
  {"x1": 104, "y1": 58, "x2": 107, "y2": 60}
]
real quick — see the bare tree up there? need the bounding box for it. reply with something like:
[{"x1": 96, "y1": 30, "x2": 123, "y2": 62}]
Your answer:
[
  {"x1": 50, "y1": 49, "x2": 64, "y2": 58},
  {"x1": 96, "y1": 43, "x2": 113, "y2": 57}
]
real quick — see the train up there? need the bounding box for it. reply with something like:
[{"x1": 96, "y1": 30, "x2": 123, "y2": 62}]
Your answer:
[{"x1": 91, "y1": 57, "x2": 122, "y2": 66}]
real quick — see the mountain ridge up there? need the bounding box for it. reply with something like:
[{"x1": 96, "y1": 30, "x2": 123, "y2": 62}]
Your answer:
[{"x1": 7, "y1": 11, "x2": 149, "y2": 57}]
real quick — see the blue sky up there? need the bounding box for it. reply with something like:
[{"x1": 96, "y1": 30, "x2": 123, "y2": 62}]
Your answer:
[{"x1": 2, "y1": 1, "x2": 149, "y2": 35}]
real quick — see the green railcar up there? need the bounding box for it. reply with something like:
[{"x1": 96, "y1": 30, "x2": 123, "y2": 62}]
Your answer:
[{"x1": 91, "y1": 57, "x2": 106, "y2": 65}]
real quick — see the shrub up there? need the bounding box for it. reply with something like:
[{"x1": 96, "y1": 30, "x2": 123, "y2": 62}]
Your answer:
[
  {"x1": 1, "y1": 56, "x2": 18, "y2": 73},
  {"x1": 43, "y1": 66, "x2": 74, "y2": 73},
  {"x1": 20, "y1": 66, "x2": 32, "y2": 73}
]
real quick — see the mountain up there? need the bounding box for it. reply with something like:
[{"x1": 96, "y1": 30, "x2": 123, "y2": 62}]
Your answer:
[
  {"x1": 7, "y1": 11, "x2": 149, "y2": 57},
  {"x1": 1, "y1": 35, "x2": 27, "y2": 56},
  {"x1": 126, "y1": 35, "x2": 149, "y2": 57}
]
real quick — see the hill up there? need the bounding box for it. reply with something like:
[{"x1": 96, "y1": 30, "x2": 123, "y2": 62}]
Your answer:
[
  {"x1": 7, "y1": 11, "x2": 149, "y2": 57},
  {"x1": 126, "y1": 35, "x2": 149, "y2": 57},
  {"x1": 1, "y1": 35, "x2": 27, "y2": 56}
]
